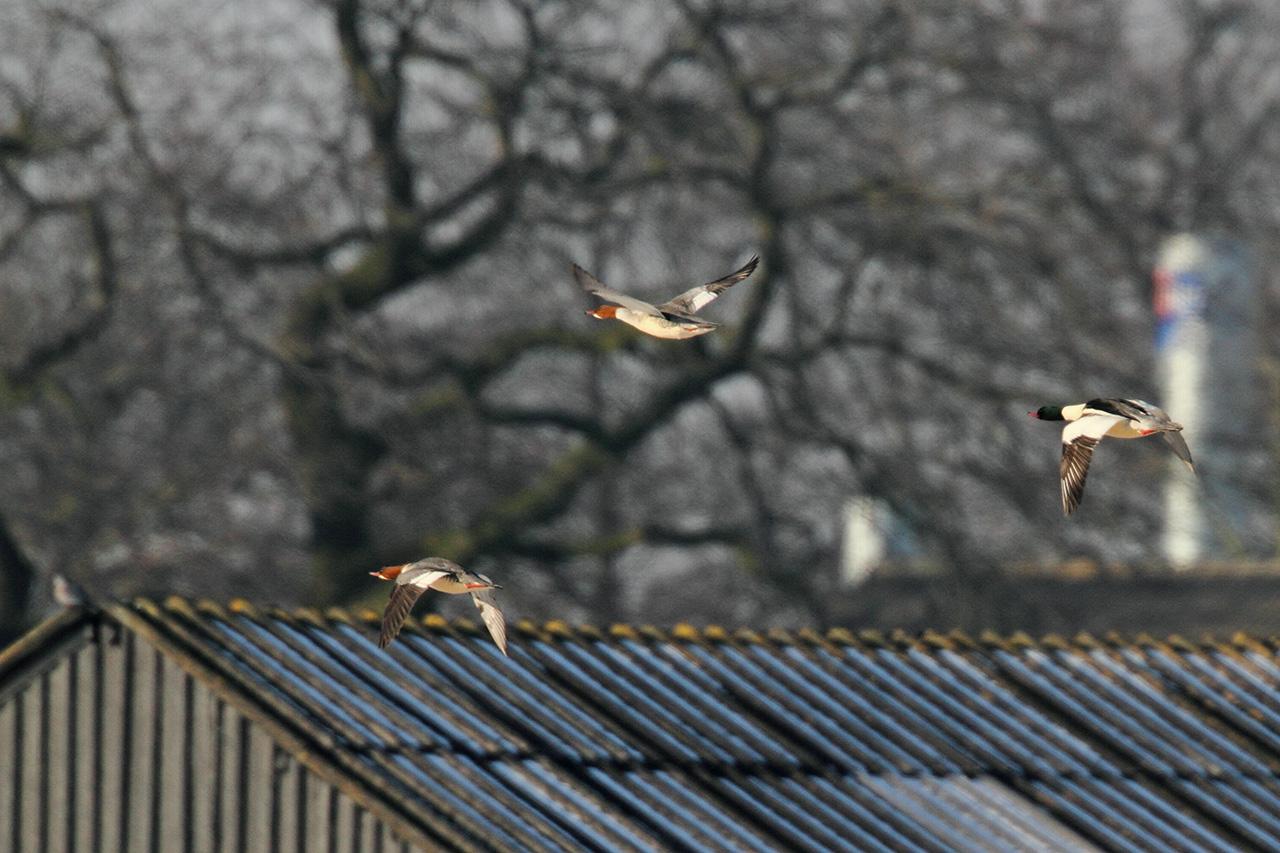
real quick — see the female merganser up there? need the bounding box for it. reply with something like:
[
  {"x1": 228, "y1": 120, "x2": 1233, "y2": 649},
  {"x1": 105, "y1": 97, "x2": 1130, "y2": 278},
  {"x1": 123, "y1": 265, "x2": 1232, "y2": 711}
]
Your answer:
[
  {"x1": 370, "y1": 557, "x2": 508, "y2": 655},
  {"x1": 1029, "y1": 398, "x2": 1196, "y2": 516},
  {"x1": 576, "y1": 254, "x2": 759, "y2": 339}
]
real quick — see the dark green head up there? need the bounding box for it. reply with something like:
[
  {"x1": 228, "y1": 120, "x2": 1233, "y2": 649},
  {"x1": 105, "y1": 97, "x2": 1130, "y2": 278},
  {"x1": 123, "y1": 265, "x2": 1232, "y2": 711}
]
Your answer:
[{"x1": 1029, "y1": 405, "x2": 1064, "y2": 421}]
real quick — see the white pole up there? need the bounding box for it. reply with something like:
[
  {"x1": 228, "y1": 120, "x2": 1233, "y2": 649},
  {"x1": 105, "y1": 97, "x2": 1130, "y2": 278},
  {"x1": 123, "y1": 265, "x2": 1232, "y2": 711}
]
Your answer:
[
  {"x1": 841, "y1": 496, "x2": 886, "y2": 585},
  {"x1": 1156, "y1": 235, "x2": 1205, "y2": 568}
]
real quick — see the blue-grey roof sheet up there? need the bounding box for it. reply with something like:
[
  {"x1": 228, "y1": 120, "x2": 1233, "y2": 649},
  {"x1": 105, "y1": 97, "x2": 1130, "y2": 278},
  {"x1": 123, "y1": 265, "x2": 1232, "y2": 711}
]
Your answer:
[{"x1": 77, "y1": 600, "x2": 1280, "y2": 851}]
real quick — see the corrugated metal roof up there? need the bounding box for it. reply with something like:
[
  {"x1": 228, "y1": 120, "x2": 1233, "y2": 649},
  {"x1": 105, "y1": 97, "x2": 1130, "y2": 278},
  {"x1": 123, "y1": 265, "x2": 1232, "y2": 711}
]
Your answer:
[{"x1": 8, "y1": 601, "x2": 1280, "y2": 851}]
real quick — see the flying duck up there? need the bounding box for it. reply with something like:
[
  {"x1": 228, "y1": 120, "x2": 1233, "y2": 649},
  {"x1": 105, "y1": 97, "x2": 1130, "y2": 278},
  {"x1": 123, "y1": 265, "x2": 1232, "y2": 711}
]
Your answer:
[
  {"x1": 369, "y1": 557, "x2": 508, "y2": 654},
  {"x1": 576, "y1": 254, "x2": 759, "y2": 339},
  {"x1": 1029, "y1": 398, "x2": 1195, "y2": 516}
]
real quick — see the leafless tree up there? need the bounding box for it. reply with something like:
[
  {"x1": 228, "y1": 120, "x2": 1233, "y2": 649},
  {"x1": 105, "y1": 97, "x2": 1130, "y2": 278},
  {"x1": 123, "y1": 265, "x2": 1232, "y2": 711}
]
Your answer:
[{"x1": 2, "y1": 0, "x2": 1279, "y2": 640}]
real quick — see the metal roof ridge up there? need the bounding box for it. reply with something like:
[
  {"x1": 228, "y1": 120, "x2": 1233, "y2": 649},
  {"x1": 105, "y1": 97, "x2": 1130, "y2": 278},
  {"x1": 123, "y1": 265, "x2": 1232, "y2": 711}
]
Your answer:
[
  {"x1": 543, "y1": 618, "x2": 576, "y2": 639},
  {"x1": 733, "y1": 627, "x2": 768, "y2": 645},
  {"x1": 288, "y1": 605, "x2": 330, "y2": 626},
  {"x1": 1040, "y1": 634, "x2": 1072, "y2": 651},
  {"x1": 608, "y1": 623, "x2": 641, "y2": 640},
  {"x1": 670, "y1": 622, "x2": 703, "y2": 642},
  {"x1": 0, "y1": 606, "x2": 96, "y2": 684},
  {"x1": 1072, "y1": 632, "x2": 1103, "y2": 649},
  {"x1": 227, "y1": 597, "x2": 261, "y2": 617},
  {"x1": 765, "y1": 627, "x2": 796, "y2": 645},
  {"x1": 635, "y1": 624, "x2": 668, "y2": 642},
  {"x1": 78, "y1": 603, "x2": 1280, "y2": 649},
  {"x1": 947, "y1": 630, "x2": 981, "y2": 650},
  {"x1": 450, "y1": 614, "x2": 486, "y2": 640},
  {"x1": 888, "y1": 628, "x2": 916, "y2": 649},
  {"x1": 514, "y1": 618, "x2": 551, "y2": 641},
  {"x1": 920, "y1": 629, "x2": 955, "y2": 650},
  {"x1": 573, "y1": 622, "x2": 606, "y2": 640},
  {"x1": 703, "y1": 624, "x2": 731, "y2": 643},
  {"x1": 326, "y1": 605, "x2": 377, "y2": 626},
  {"x1": 1228, "y1": 632, "x2": 1270, "y2": 654},
  {"x1": 160, "y1": 595, "x2": 203, "y2": 619}
]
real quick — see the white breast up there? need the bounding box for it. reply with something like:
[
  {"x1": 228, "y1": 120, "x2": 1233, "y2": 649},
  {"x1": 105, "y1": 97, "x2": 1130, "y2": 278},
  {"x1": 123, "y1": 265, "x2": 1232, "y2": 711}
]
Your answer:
[
  {"x1": 1105, "y1": 420, "x2": 1146, "y2": 439},
  {"x1": 428, "y1": 576, "x2": 472, "y2": 595},
  {"x1": 616, "y1": 308, "x2": 711, "y2": 339}
]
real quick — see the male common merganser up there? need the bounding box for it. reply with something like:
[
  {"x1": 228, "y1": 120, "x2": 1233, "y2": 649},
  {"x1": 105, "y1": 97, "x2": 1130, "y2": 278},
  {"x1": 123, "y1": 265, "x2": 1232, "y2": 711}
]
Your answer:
[
  {"x1": 369, "y1": 557, "x2": 508, "y2": 655},
  {"x1": 1029, "y1": 398, "x2": 1196, "y2": 515},
  {"x1": 576, "y1": 254, "x2": 760, "y2": 339}
]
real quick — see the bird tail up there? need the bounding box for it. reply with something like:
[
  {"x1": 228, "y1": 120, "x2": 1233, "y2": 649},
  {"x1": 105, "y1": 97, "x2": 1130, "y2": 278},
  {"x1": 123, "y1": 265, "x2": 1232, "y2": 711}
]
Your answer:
[{"x1": 1160, "y1": 430, "x2": 1195, "y2": 473}]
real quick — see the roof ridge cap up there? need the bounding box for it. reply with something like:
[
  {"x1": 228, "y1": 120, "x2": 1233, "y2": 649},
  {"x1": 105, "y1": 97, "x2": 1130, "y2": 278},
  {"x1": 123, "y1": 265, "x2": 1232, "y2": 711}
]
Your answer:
[
  {"x1": 227, "y1": 598, "x2": 261, "y2": 617},
  {"x1": 290, "y1": 606, "x2": 329, "y2": 626},
  {"x1": 609, "y1": 624, "x2": 641, "y2": 640},
  {"x1": 514, "y1": 619, "x2": 549, "y2": 641}
]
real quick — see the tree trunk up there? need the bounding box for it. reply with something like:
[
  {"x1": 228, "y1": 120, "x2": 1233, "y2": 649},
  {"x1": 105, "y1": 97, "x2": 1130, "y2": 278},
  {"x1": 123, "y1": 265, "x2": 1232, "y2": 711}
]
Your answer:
[{"x1": 0, "y1": 512, "x2": 36, "y2": 644}]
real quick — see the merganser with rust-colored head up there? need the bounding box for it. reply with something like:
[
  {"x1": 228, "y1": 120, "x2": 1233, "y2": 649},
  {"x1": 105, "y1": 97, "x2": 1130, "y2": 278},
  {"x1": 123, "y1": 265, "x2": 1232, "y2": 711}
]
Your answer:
[
  {"x1": 576, "y1": 254, "x2": 759, "y2": 339},
  {"x1": 369, "y1": 557, "x2": 507, "y2": 654},
  {"x1": 1029, "y1": 398, "x2": 1195, "y2": 516}
]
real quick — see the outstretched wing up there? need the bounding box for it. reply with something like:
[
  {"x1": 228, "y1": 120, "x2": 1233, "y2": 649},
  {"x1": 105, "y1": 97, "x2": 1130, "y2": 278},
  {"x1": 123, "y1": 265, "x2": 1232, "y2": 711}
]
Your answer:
[
  {"x1": 572, "y1": 264, "x2": 663, "y2": 317},
  {"x1": 659, "y1": 255, "x2": 759, "y2": 316},
  {"x1": 378, "y1": 568, "x2": 450, "y2": 648},
  {"x1": 379, "y1": 584, "x2": 425, "y2": 648},
  {"x1": 1161, "y1": 431, "x2": 1196, "y2": 473},
  {"x1": 1060, "y1": 436, "x2": 1098, "y2": 516},
  {"x1": 1084, "y1": 398, "x2": 1140, "y2": 419},
  {"x1": 1059, "y1": 415, "x2": 1116, "y2": 516},
  {"x1": 470, "y1": 588, "x2": 508, "y2": 656},
  {"x1": 1086, "y1": 398, "x2": 1177, "y2": 424}
]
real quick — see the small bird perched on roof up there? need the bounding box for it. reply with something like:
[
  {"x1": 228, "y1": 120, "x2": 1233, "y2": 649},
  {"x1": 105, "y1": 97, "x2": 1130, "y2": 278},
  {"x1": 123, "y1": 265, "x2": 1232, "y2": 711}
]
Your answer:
[
  {"x1": 369, "y1": 557, "x2": 507, "y2": 655},
  {"x1": 1029, "y1": 398, "x2": 1195, "y2": 516},
  {"x1": 576, "y1": 254, "x2": 759, "y2": 339},
  {"x1": 52, "y1": 573, "x2": 89, "y2": 608}
]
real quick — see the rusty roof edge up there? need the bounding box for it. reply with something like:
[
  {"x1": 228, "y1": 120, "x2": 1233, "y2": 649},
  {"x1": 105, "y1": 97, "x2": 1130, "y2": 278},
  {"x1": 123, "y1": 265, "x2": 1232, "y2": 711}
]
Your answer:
[
  {"x1": 92, "y1": 604, "x2": 1280, "y2": 648},
  {"x1": 0, "y1": 606, "x2": 97, "y2": 687},
  {"x1": 108, "y1": 601, "x2": 482, "y2": 853}
]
